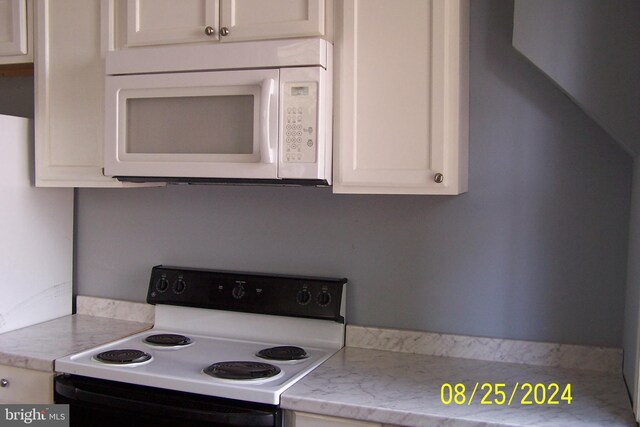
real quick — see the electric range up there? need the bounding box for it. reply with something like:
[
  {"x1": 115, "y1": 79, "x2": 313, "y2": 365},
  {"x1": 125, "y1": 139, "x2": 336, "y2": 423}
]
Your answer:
[{"x1": 54, "y1": 265, "x2": 347, "y2": 427}]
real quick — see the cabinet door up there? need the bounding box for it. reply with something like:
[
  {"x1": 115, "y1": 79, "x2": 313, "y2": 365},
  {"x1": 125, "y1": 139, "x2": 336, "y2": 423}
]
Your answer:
[
  {"x1": 120, "y1": 0, "x2": 220, "y2": 47},
  {"x1": 333, "y1": 0, "x2": 468, "y2": 195},
  {"x1": 219, "y1": 0, "x2": 324, "y2": 42},
  {"x1": 35, "y1": 0, "x2": 112, "y2": 186},
  {"x1": 35, "y1": 0, "x2": 158, "y2": 187},
  {"x1": 0, "y1": 0, "x2": 33, "y2": 64},
  {"x1": 0, "y1": 365, "x2": 54, "y2": 404}
]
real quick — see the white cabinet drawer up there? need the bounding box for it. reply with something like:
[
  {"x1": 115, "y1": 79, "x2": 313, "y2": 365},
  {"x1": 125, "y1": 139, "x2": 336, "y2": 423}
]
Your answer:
[
  {"x1": 290, "y1": 412, "x2": 383, "y2": 427},
  {"x1": 0, "y1": 365, "x2": 54, "y2": 404}
]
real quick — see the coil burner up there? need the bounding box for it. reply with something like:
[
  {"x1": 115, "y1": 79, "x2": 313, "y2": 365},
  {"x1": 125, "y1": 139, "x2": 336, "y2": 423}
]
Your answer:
[
  {"x1": 94, "y1": 349, "x2": 152, "y2": 365},
  {"x1": 144, "y1": 334, "x2": 193, "y2": 347},
  {"x1": 203, "y1": 361, "x2": 281, "y2": 380},
  {"x1": 256, "y1": 346, "x2": 308, "y2": 361}
]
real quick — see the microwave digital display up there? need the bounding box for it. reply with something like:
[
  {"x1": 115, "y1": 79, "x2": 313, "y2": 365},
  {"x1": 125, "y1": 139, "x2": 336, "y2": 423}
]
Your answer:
[{"x1": 291, "y1": 86, "x2": 309, "y2": 96}]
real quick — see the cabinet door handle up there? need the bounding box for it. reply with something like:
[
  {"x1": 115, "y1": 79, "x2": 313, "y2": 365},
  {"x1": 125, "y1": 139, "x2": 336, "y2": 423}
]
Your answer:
[
  {"x1": 204, "y1": 26, "x2": 215, "y2": 36},
  {"x1": 0, "y1": 378, "x2": 9, "y2": 387},
  {"x1": 220, "y1": 27, "x2": 230, "y2": 36},
  {"x1": 434, "y1": 173, "x2": 444, "y2": 183}
]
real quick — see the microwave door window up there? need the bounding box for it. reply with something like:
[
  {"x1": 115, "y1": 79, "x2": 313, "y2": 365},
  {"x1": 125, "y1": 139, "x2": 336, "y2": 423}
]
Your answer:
[{"x1": 126, "y1": 95, "x2": 255, "y2": 157}]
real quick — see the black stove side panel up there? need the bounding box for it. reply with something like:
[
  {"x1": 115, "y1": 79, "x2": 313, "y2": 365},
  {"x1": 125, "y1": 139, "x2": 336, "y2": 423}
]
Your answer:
[{"x1": 146, "y1": 265, "x2": 347, "y2": 323}]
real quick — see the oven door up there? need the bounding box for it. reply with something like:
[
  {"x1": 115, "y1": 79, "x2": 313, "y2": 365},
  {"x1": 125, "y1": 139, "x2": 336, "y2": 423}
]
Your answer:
[
  {"x1": 55, "y1": 375, "x2": 282, "y2": 427},
  {"x1": 104, "y1": 69, "x2": 279, "y2": 181}
]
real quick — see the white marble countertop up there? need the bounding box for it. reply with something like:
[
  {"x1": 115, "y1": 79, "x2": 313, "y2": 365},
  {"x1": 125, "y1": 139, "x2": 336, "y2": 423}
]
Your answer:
[
  {"x1": 281, "y1": 347, "x2": 635, "y2": 427},
  {"x1": 0, "y1": 314, "x2": 152, "y2": 372}
]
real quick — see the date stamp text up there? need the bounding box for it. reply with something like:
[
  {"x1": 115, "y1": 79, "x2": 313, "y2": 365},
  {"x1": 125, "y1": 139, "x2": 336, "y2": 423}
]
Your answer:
[{"x1": 440, "y1": 383, "x2": 573, "y2": 406}]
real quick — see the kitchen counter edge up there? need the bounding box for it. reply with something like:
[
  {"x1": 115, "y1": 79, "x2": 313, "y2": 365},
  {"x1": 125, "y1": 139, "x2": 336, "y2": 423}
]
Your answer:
[{"x1": 0, "y1": 314, "x2": 152, "y2": 372}]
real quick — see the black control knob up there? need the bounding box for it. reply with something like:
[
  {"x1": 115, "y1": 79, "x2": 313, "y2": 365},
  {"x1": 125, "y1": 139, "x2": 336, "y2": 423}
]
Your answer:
[
  {"x1": 296, "y1": 289, "x2": 311, "y2": 305},
  {"x1": 316, "y1": 290, "x2": 331, "y2": 307},
  {"x1": 156, "y1": 276, "x2": 169, "y2": 293},
  {"x1": 173, "y1": 278, "x2": 186, "y2": 294},
  {"x1": 232, "y1": 284, "x2": 245, "y2": 300}
]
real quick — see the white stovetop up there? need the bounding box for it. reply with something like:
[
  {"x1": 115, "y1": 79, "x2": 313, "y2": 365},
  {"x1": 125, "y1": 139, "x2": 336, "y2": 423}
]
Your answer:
[{"x1": 55, "y1": 328, "x2": 338, "y2": 405}]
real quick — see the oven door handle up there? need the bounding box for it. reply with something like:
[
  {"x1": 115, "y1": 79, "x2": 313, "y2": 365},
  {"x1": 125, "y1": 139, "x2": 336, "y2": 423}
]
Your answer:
[{"x1": 56, "y1": 380, "x2": 276, "y2": 426}]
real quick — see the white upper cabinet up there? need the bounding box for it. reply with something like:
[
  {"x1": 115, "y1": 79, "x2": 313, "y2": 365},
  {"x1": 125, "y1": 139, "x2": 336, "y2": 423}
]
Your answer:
[
  {"x1": 120, "y1": 0, "x2": 220, "y2": 47},
  {"x1": 35, "y1": 0, "x2": 116, "y2": 186},
  {"x1": 115, "y1": 0, "x2": 327, "y2": 48},
  {"x1": 0, "y1": 0, "x2": 33, "y2": 64},
  {"x1": 219, "y1": 0, "x2": 324, "y2": 42},
  {"x1": 35, "y1": 0, "x2": 157, "y2": 187},
  {"x1": 333, "y1": 0, "x2": 469, "y2": 195},
  {"x1": 34, "y1": 0, "x2": 329, "y2": 188}
]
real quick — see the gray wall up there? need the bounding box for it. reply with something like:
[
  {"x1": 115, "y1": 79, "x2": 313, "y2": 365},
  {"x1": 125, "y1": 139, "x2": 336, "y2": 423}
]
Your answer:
[
  {"x1": 624, "y1": 157, "x2": 640, "y2": 410},
  {"x1": 75, "y1": 0, "x2": 632, "y2": 347},
  {"x1": 513, "y1": 0, "x2": 640, "y2": 156},
  {"x1": 0, "y1": 76, "x2": 34, "y2": 118}
]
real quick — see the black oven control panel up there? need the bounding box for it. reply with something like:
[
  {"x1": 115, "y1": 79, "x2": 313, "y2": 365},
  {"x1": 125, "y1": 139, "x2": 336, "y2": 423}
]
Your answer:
[{"x1": 147, "y1": 265, "x2": 347, "y2": 323}]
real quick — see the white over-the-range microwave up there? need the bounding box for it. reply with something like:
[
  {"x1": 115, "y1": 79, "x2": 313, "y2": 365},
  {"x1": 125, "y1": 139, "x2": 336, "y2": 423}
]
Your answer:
[{"x1": 103, "y1": 38, "x2": 332, "y2": 185}]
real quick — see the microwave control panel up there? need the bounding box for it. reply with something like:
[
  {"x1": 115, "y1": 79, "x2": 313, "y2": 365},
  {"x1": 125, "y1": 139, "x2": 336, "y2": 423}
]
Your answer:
[{"x1": 283, "y1": 82, "x2": 317, "y2": 164}]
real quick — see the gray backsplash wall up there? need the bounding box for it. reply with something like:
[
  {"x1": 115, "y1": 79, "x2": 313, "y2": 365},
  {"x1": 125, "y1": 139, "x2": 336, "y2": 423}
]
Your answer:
[
  {"x1": 0, "y1": 1, "x2": 631, "y2": 347},
  {"x1": 73, "y1": 0, "x2": 632, "y2": 347},
  {"x1": 0, "y1": 76, "x2": 34, "y2": 118},
  {"x1": 0, "y1": 5, "x2": 628, "y2": 348}
]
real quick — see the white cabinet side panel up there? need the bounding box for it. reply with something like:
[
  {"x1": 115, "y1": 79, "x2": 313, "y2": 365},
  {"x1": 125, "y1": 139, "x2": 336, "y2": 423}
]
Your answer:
[{"x1": 0, "y1": 115, "x2": 73, "y2": 334}]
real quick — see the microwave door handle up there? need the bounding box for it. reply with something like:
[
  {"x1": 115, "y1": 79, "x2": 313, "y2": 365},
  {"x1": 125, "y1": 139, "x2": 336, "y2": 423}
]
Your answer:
[{"x1": 260, "y1": 78, "x2": 276, "y2": 164}]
